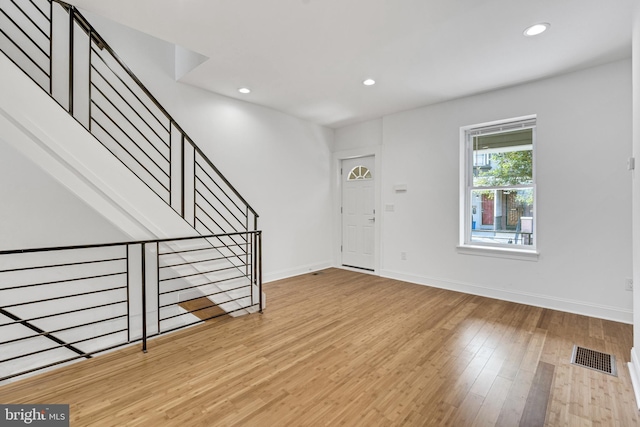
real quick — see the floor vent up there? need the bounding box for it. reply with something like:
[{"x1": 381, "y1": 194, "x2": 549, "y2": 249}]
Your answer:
[{"x1": 570, "y1": 345, "x2": 617, "y2": 376}]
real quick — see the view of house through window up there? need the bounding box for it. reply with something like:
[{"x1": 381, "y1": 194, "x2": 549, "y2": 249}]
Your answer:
[{"x1": 464, "y1": 118, "x2": 536, "y2": 248}]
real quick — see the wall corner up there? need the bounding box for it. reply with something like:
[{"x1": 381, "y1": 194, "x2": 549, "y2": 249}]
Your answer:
[{"x1": 628, "y1": 348, "x2": 640, "y2": 410}]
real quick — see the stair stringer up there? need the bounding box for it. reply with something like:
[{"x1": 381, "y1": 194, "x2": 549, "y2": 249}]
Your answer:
[
  {"x1": 0, "y1": 51, "x2": 262, "y2": 334},
  {"x1": 0, "y1": 51, "x2": 196, "y2": 242}
]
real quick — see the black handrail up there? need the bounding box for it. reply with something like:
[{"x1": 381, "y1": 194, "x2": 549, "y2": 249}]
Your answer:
[
  {"x1": 0, "y1": 230, "x2": 257, "y2": 256},
  {"x1": 0, "y1": 231, "x2": 263, "y2": 383}
]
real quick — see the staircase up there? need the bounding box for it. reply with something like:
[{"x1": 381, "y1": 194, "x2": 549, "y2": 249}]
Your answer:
[{"x1": 0, "y1": 0, "x2": 263, "y2": 383}]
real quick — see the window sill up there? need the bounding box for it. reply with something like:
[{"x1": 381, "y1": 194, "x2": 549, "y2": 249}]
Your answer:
[{"x1": 456, "y1": 245, "x2": 539, "y2": 261}]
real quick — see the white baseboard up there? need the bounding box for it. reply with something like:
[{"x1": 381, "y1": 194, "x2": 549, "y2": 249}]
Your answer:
[
  {"x1": 380, "y1": 269, "x2": 633, "y2": 324},
  {"x1": 337, "y1": 265, "x2": 378, "y2": 275},
  {"x1": 263, "y1": 261, "x2": 332, "y2": 284},
  {"x1": 629, "y1": 348, "x2": 640, "y2": 410}
]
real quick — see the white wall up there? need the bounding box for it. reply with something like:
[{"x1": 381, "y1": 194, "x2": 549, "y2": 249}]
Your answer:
[
  {"x1": 634, "y1": 0, "x2": 640, "y2": 349},
  {"x1": 629, "y1": 2, "x2": 640, "y2": 407},
  {"x1": 334, "y1": 118, "x2": 383, "y2": 151},
  {"x1": 0, "y1": 138, "x2": 129, "y2": 251},
  {"x1": 83, "y1": 11, "x2": 334, "y2": 281},
  {"x1": 336, "y1": 59, "x2": 633, "y2": 323}
]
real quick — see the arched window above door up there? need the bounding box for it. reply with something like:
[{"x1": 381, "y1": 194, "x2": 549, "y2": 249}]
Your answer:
[{"x1": 347, "y1": 166, "x2": 372, "y2": 181}]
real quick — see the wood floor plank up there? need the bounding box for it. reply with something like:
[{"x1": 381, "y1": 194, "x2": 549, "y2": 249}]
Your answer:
[
  {"x1": 0, "y1": 268, "x2": 637, "y2": 426},
  {"x1": 495, "y1": 368, "x2": 536, "y2": 427},
  {"x1": 451, "y1": 391, "x2": 485, "y2": 426},
  {"x1": 472, "y1": 375, "x2": 513, "y2": 426},
  {"x1": 178, "y1": 297, "x2": 228, "y2": 321},
  {"x1": 519, "y1": 361, "x2": 555, "y2": 426}
]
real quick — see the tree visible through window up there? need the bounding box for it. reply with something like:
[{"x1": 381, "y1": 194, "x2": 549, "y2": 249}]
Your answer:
[{"x1": 463, "y1": 118, "x2": 536, "y2": 249}]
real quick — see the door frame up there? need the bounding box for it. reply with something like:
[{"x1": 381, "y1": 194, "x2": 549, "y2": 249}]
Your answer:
[{"x1": 333, "y1": 147, "x2": 381, "y2": 274}]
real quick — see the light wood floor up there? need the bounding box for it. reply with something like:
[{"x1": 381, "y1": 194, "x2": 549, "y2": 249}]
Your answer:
[{"x1": 0, "y1": 268, "x2": 637, "y2": 426}]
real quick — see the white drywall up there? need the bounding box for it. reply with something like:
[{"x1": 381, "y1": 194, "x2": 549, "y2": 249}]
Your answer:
[
  {"x1": 333, "y1": 118, "x2": 383, "y2": 151},
  {"x1": 629, "y1": 3, "x2": 640, "y2": 409},
  {"x1": 336, "y1": 59, "x2": 633, "y2": 323},
  {"x1": 0, "y1": 138, "x2": 129, "y2": 250},
  {"x1": 82, "y1": 10, "x2": 335, "y2": 282}
]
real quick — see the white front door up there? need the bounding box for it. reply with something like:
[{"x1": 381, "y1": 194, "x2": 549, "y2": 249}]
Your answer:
[{"x1": 341, "y1": 156, "x2": 375, "y2": 270}]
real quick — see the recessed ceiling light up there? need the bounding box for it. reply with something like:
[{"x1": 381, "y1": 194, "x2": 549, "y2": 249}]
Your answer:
[
  {"x1": 238, "y1": 87, "x2": 251, "y2": 94},
  {"x1": 363, "y1": 79, "x2": 376, "y2": 86},
  {"x1": 523, "y1": 23, "x2": 550, "y2": 37}
]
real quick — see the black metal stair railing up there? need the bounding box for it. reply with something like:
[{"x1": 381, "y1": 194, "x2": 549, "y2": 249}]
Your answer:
[
  {"x1": 0, "y1": 232, "x2": 263, "y2": 383},
  {"x1": 0, "y1": 0, "x2": 264, "y2": 383},
  {"x1": 0, "y1": 0, "x2": 258, "y2": 248},
  {"x1": 0, "y1": 308, "x2": 91, "y2": 359},
  {"x1": 0, "y1": 242, "x2": 131, "y2": 382}
]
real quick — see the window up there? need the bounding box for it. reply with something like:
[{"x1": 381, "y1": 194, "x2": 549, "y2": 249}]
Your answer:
[
  {"x1": 347, "y1": 166, "x2": 372, "y2": 180},
  {"x1": 461, "y1": 117, "x2": 536, "y2": 251}
]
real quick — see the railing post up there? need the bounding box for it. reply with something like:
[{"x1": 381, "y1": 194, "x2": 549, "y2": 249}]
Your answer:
[
  {"x1": 258, "y1": 231, "x2": 263, "y2": 313},
  {"x1": 49, "y1": 0, "x2": 53, "y2": 95},
  {"x1": 126, "y1": 245, "x2": 130, "y2": 343},
  {"x1": 245, "y1": 207, "x2": 249, "y2": 279},
  {"x1": 141, "y1": 243, "x2": 147, "y2": 353},
  {"x1": 68, "y1": 6, "x2": 73, "y2": 115},
  {"x1": 181, "y1": 134, "x2": 185, "y2": 218},
  {"x1": 250, "y1": 232, "x2": 255, "y2": 307},
  {"x1": 156, "y1": 241, "x2": 160, "y2": 335},
  {"x1": 193, "y1": 149, "x2": 197, "y2": 228},
  {"x1": 88, "y1": 28, "x2": 92, "y2": 131}
]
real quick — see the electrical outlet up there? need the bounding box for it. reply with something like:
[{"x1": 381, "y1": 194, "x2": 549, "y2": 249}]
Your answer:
[
  {"x1": 625, "y1": 278, "x2": 633, "y2": 292},
  {"x1": 400, "y1": 252, "x2": 407, "y2": 261}
]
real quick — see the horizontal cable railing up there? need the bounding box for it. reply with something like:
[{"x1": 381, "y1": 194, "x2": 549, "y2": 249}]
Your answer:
[
  {"x1": 0, "y1": 232, "x2": 262, "y2": 383},
  {"x1": 0, "y1": 0, "x2": 258, "y2": 236}
]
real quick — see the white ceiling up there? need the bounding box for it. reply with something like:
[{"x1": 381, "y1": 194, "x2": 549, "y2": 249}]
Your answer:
[{"x1": 67, "y1": 0, "x2": 634, "y2": 129}]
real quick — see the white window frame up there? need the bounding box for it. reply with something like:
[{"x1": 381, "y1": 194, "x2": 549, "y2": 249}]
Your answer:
[{"x1": 459, "y1": 115, "x2": 538, "y2": 259}]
